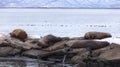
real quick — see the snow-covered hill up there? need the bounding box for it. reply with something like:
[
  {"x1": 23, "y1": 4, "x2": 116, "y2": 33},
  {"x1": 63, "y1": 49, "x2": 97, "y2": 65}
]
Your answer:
[{"x1": 0, "y1": 0, "x2": 120, "y2": 8}]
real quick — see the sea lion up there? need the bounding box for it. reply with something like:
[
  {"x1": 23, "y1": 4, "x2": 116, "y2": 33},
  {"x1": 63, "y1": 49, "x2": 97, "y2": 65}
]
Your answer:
[
  {"x1": 38, "y1": 34, "x2": 62, "y2": 47},
  {"x1": 84, "y1": 31, "x2": 112, "y2": 39},
  {"x1": 65, "y1": 40, "x2": 110, "y2": 50},
  {"x1": 10, "y1": 29, "x2": 28, "y2": 41}
]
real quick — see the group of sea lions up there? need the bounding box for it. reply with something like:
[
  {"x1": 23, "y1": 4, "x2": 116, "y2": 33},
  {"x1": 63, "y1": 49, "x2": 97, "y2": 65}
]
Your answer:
[
  {"x1": 8, "y1": 29, "x2": 112, "y2": 51},
  {"x1": 8, "y1": 29, "x2": 112, "y2": 50}
]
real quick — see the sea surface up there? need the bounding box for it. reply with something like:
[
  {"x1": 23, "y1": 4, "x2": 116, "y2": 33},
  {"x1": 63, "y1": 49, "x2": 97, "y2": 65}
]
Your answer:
[
  {"x1": 0, "y1": 9, "x2": 120, "y2": 67},
  {"x1": 0, "y1": 9, "x2": 120, "y2": 38}
]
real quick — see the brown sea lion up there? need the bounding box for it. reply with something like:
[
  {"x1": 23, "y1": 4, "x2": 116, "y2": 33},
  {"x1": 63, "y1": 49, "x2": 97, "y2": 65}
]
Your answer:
[
  {"x1": 65, "y1": 40, "x2": 110, "y2": 50},
  {"x1": 38, "y1": 34, "x2": 62, "y2": 47},
  {"x1": 10, "y1": 29, "x2": 28, "y2": 41},
  {"x1": 84, "y1": 31, "x2": 112, "y2": 39}
]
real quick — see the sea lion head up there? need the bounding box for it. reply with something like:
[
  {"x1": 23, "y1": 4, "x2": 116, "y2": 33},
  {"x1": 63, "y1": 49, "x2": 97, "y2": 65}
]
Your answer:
[
  {"x1": 39, "y1": 34, "x2": 62, "y2": 47},
  {"x1": 43, "y1": 34, "x2": 62, "y2": 44}
]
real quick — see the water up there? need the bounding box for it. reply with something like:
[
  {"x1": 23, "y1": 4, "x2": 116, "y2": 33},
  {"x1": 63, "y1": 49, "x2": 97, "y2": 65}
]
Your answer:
[
  {"x1": 0, "y1": 9, "x2": 120, "y2": 37},
  {"x1": 0, "y1": 57, "x2": 44, "y2": 67},
  {"x1": 0, "y1": 57, "x2": 76, "y2": 67}
]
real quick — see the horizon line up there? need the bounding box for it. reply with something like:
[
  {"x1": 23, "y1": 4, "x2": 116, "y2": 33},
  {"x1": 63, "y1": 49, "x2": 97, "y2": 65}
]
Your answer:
[{"x1": 0, "y1": 7, "x2": 120, "y2": 9}]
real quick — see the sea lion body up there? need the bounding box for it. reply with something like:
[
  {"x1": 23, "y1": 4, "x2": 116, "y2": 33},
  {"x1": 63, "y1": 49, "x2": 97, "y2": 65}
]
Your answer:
[
  {"x1": 84, "y1": 32, "x2": 112, "y2": 39},
  {"x1": 66, "y1": 40, "x2": 110, "y2": 50}
]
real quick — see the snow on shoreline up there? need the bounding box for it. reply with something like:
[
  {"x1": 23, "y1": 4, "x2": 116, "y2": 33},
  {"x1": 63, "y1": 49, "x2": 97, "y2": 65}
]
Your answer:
[
  {"x1": 95, "y1": 37, "x2": 120, "y2": 44},
  {"x1": 0, "y1": 32, "x2": 120, "y2": 45}
]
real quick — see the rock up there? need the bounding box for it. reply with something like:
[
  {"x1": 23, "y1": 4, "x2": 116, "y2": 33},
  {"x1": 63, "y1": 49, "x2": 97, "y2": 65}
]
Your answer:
[
  {"x1": 76, "y1": 43, "x2": 120, "y2": 67},
  {"x1": 22, "y1": 48, "x2": 68, "y2": 59},
  {"x1": 7, "y1": 38, "x2": 41, "y2": 50},
  {"x1": 25, "y1": 38, "x2": 40, "y2": 44},
  {"x1": 42, "y1": 48, "x2": 69, "y2": 58},
  {"x1": 22, "y1": 49, "x2": 70, "y2": 60},
  {"x1": 65, "y1": 40, "x2": 110, "y2": 50},
  {"x1": 70, "y1": 43, "x2": 120, "y2": 67},
  {"x1": 39, "y1": 34, "x2": 62, "y2": 47},
  {"x1": 43, "y1": 41, "x2": 67, "y2": 51},
  {"x1": 26, "y1": 38, "x2": 49, "y2": 48},
  {"x1": 98, "y1": 47, "x2": 120, "y2": 61},
  {"x1": 68, "y1": 48, "x2": 88, "y2": 54},
  {"x1": 97, "y1": 43, "x2": 120, "y2": 62},
  {"x1": 0, "y1": 39, "x2": 10, "y2": 47},
  {"x1": 10, "y1": 29, "x2": 28, "y2": 41},
  {"x1": 84, "y1": 31, "x2": 112, "y2": 39},
  {"x1": 71, "y1": 56, "x2": 86, "y2": 67},
  {"x1": 0, "y1": 47, "x2": 21, "y2": 56},
  {"x1": 25, "y1": 38, "x2": 45, "y2": 49},
  {"x1": 22, "y1": 49, "x2": 49, "y2": 58},
  {"x1": 70, "y1": 49, "x2": 89, "y2": 65}
]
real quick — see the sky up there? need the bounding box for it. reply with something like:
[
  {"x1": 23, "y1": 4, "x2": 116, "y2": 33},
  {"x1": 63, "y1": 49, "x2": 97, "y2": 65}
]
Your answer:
[{"x1": 0, "y1": 0, "x2": 120, "y2": 8}]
